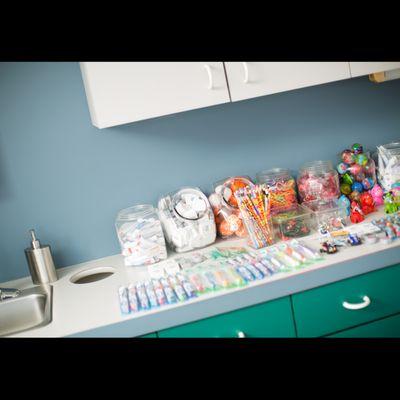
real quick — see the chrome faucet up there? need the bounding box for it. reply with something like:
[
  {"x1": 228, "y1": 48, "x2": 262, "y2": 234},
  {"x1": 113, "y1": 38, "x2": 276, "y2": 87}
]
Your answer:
[{"x1": 0, "y1": 288, "x2": 20, "y2": 301}]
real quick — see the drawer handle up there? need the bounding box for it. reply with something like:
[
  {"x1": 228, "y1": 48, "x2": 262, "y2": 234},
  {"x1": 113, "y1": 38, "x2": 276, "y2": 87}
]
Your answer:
[
  {"x1": 342, "y1": 296, "x2": 371, "y2": 310},
  {"x1": 237, "y1": 331, "x2": 246, "y2": 338},
  {"x1": 204, "y1": 64, "x2": 214, "y2": 90},
  {"x1": 242, "y1": 62, "x2": 249, "y2": 83}
]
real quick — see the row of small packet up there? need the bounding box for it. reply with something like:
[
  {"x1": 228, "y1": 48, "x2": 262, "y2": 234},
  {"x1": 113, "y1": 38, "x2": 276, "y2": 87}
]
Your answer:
[
  {"x1": 179, "y1": 241, "x2": 322, "y2": 292},
  {"x1": 118, "y1": 272, "x2": 198, "y2": 314},
  {"x1": 118, "y1": 241, "x2": 321, "y2": 314}
]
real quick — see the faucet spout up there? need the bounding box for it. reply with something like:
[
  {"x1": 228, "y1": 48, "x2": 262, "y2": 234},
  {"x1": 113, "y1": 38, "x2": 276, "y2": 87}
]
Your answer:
[{"x1": 0, "y1": 288, "x2": 21, "y2": 301}]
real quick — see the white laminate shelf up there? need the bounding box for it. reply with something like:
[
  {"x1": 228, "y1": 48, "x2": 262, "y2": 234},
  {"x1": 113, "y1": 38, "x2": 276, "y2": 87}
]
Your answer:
[{"x1": 4, "y1": 209, "x2": 400, "y2": 338}]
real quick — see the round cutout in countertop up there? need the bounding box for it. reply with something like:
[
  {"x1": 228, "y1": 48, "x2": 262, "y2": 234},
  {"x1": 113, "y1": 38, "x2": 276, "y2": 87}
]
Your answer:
[{"x1": 70, "y1": 266, "x2": 116, "y2": 284}]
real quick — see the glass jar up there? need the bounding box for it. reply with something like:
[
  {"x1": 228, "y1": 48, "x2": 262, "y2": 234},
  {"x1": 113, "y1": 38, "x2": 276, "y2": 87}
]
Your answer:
[
  {"x1": 256, "y1": 168, "x2": 298, "y2": 214},
  {"x1": 208, "y1": 176, "x2": 254, "y2": 239},
  {"x1": 115, "y1": 204, "x2": 167, "y2": 266},
  {"x1": 297, "y1": 160, "x2": 340, "y2": 204},
  {"x1": 158, "y1": 187, "x2": 216, "y2": 253}
]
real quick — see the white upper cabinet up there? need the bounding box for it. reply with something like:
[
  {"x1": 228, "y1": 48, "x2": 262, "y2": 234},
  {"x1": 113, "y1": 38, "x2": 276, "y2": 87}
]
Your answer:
[
  {"x1": 80, "y1": 62, "x2": 230, "y2": 128},
  {"x1": 349, "y1": 62, "x2": 400, "y2": 78},
  {"x1": 224, "y1": 62, "x2": 352, "y2": 102}
]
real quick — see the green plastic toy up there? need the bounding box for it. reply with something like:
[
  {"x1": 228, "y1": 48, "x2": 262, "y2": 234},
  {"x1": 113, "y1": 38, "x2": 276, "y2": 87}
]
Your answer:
[{"x1": 384, "y1": 192, "x2": 398, "y2": 214}]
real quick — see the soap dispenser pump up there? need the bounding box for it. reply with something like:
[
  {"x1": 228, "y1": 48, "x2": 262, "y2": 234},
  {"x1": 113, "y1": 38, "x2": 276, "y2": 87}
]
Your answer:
[{"x1": 25, "y1": 229, "x2": 58, "y2": 285}]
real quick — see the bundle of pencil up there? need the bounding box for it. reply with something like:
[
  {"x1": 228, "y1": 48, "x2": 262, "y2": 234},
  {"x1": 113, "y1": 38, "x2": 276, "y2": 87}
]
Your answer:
[{"x1": 234, "y1": 184, "x2": 274, "y2": 249}]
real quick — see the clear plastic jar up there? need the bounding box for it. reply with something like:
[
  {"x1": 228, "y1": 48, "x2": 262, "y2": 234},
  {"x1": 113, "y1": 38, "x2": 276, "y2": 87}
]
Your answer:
[
  {"x1": 272, "y1": 204, "x2": 314, "y2": 240},
  {"x1": 256, "y1": 168, "x2": 298, "y2": 214},
  {"x1": 297, "y1": 160, "x2": 340, "y2": 203},
  {"x1": 158, "y1": 187, "x2": 216, "y2": 253},
  {"x1": 115, "y1": 204, "x2": 167, "y2": 266},
  {"x1": 208, "y1": 176, "x2": 253, "y2": 238}
]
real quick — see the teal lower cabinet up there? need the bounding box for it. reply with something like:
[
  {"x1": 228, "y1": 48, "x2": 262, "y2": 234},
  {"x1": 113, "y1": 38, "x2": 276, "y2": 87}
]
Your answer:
[
  {"x1": 139, "y1": 333, "x2": 158, "y2": 338},
  {"x1": 327, "y1": 313, "x2": 400, "y2": 338},
  {"x1": 158, "y1": 296, "x2": 295, "y2": 338},
  {"x1": 292, "y1": 263, "x2": 400, "y2": 337}
]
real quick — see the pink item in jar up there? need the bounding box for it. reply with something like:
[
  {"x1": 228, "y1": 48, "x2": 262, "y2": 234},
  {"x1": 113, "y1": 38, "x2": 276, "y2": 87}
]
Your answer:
[
  {"x1": 297, "y1": 161, "x2": 340, "y2": 204},
  {"x1": 369, "y1": 184, "x2": 384, "y2": 206}
]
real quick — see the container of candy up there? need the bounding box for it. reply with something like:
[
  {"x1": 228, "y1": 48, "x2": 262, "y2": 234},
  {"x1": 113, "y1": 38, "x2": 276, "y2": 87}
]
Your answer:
[
  {"x1": 158, "y1": 187, "x2": 216, "y2": 253},
  {"x1": 256, "y1": 168, "x2": 298, "y2": 214},
  {"x1": 377, "y1": 141, "x2": 400, "y2": 191},
  {"x1": 272, "y1": 204, "x2": 314, "y2": 240},
  {"x1": 303, "y1": 198, "x2": 349, "y2": 233},
  {"x1": 208, "y1": 176, "x2": 254, "y2": 238},
  {"x1": 115, "y1": 204, "x2": 168, "y2": 266},
  {"x1": 336, "y1": 143, "x2": 377, "y2": 201},
  {"x1": 297, "y1": 160, "x2": 340, "y2": 204}
]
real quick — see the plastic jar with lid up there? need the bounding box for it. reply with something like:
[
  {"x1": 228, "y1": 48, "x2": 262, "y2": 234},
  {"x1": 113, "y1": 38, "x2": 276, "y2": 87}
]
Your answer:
[
  {"x1": 208, "y1": 176, "x2": 254, "y2": 239},
  {"x1": 297, "y1": 160, "x2": 340, "y2": 203},
  {"x1": 115, "y1": 204, "x2": 168, "y2": 266},
  {"x1": 256, "y1": 168, "x2": 298, "y2": 214},
  {"x1": 158, "y1": 187, "x2": 216, "y2": 253}
]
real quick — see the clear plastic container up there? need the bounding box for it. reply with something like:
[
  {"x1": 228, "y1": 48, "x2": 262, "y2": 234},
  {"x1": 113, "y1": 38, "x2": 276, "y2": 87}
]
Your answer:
[
  {"x1": 336, "y1": 148, "x2": 377, "y2": 196},
  {"x1": 297, "y1": 160, "x2": 340, "y2": 204},
  {"x1": 115, "y1": 204, "x2": 167, "y2": 266},
  {"x1": 303, "y1": 198, "x2": 349, "y2": 233},
  {"x1": 208, "y1": 176, "x2": 254, "y2": 238},
  {"x1": 158, "y1": 187, "x2": 216, "y2": 253},
  {"x1": 272, "y1": 204, "x2": 314, "y2": 240},
  {"x1": 377, "y1": 141, "x2": 400, "y2": 191},
  {"x1": 256, "y1": 168, "x2": 298, "y2": 214}
]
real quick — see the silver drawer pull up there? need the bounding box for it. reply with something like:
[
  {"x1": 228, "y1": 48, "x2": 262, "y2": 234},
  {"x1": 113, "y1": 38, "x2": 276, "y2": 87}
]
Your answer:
[
  {"x1": 342, "y1": 295, "x2": 371, "y2": 310},
  {"x1": 237, "y1": 331, "x2": 246, "y2": 338}
]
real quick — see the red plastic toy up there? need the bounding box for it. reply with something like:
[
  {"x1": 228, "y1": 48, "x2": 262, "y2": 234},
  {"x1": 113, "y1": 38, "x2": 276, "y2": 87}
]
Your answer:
[
  {"x1": 350, "y1": 201, "x2": 365, "y2": 223},
  {"x1": 359, "y1": 192, "x2": 375, "y2": 215}
]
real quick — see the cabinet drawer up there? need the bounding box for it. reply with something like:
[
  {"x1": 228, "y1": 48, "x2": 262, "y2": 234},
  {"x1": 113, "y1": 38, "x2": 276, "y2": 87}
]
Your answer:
[
  {"x1": 292, "y1": 264, "x2": 400, "y2": 337},
  {"x1": 328, "y1": 313, "x2": 400, "y2": 338},
  {"x1": 158, "y1": 297, "x2": 295, "y2": 338}
]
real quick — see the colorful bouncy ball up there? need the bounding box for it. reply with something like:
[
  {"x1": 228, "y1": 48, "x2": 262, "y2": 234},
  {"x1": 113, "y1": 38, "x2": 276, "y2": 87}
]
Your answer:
[
  {"x1": 338, "y1": 194, "x2": 351, "y2": 216},
  {"x1": 362, "y1": 177, "x2": 374, "y2": 190},
  {"x1": 355, "y1": 153, "x2": 368, "y2": 166},
  {"x1": 349, "y1": 163, "x2": 363, "y2": 176},
  {"x1": 351, "y1": 143, "x2": 363, "y2": 155},
  {"x1": 336, "y1": 162, "x2": 349, "y2": 175},
  {"x1": 342, "y1": 172, "x2": 354, "y2": 185},
  {"x1": 354, "y1": 172, "x2": 366, "y2": 182},
  {"x1": 351, "y1": 182, "x2": 363, "y2": 193},
  {"x1": 340, "y1": 183, "x2": 352, "y2": 195},
  {"x1": 341, "y1": 149, "x2": 355, "y2": 164},
  {"x1": 349, "y1": 190, "x2": 361, "y2": 202}
]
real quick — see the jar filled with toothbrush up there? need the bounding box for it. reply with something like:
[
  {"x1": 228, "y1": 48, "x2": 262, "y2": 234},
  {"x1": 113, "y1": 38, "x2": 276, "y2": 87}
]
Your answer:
[{"x1": 115, "y1": 204, "x2": 168, "y2": 266}]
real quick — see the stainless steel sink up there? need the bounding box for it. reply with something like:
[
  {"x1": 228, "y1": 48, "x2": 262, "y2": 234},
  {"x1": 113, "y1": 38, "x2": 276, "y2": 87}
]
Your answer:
[{"x1": 0, "y1": 285, "x2": 52, "y2": 337}]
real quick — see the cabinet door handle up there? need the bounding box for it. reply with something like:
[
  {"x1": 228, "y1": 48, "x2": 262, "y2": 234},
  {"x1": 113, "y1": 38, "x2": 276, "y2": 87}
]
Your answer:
[
  {"x1": 237, "y1": 331, "x2": 246, "y2": 338},
  {"x1": 204, "y1": 64, "x2": 214, "y2": 90},
  {"x1": 242, "y1": 62, "x2": 249, "y2": 83},
  {"x1": 342, "y1": 296, "x2": 371, "y2": 310}
]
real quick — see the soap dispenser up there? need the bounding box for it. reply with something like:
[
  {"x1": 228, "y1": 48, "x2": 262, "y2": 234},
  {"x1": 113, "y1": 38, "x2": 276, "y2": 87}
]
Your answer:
[{"x1": 24, "y1": 229, "x2": 58, "y2": 285}]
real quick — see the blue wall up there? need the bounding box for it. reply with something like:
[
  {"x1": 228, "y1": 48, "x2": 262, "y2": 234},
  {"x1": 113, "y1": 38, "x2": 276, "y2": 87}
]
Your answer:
[{"x1": 1, "y1": 62, "x2": 400, "y2": 282}]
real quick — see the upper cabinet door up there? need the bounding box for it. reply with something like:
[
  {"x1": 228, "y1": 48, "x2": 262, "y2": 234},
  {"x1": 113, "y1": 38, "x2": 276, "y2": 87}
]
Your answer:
[
  {"x1": 224, "y1": 62, "x2": 352, "y2": 102},
  {"x1": 80, "y1": 62, "x2": 230, "y2": 128},
  {"x1": 349, "y1": 62, "x2": 400, "y2": 78}
]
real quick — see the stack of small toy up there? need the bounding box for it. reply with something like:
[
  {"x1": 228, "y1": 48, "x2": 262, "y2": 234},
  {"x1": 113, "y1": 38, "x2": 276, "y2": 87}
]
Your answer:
[{"x1": 336, "y1": 143, "x2": 383, "y2": 224}]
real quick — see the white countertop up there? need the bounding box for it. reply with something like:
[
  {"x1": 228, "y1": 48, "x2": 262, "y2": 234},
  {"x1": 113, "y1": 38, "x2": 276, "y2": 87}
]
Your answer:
[{"x1": 4, "y1": 209, "x2": 400, "y2": 337}]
